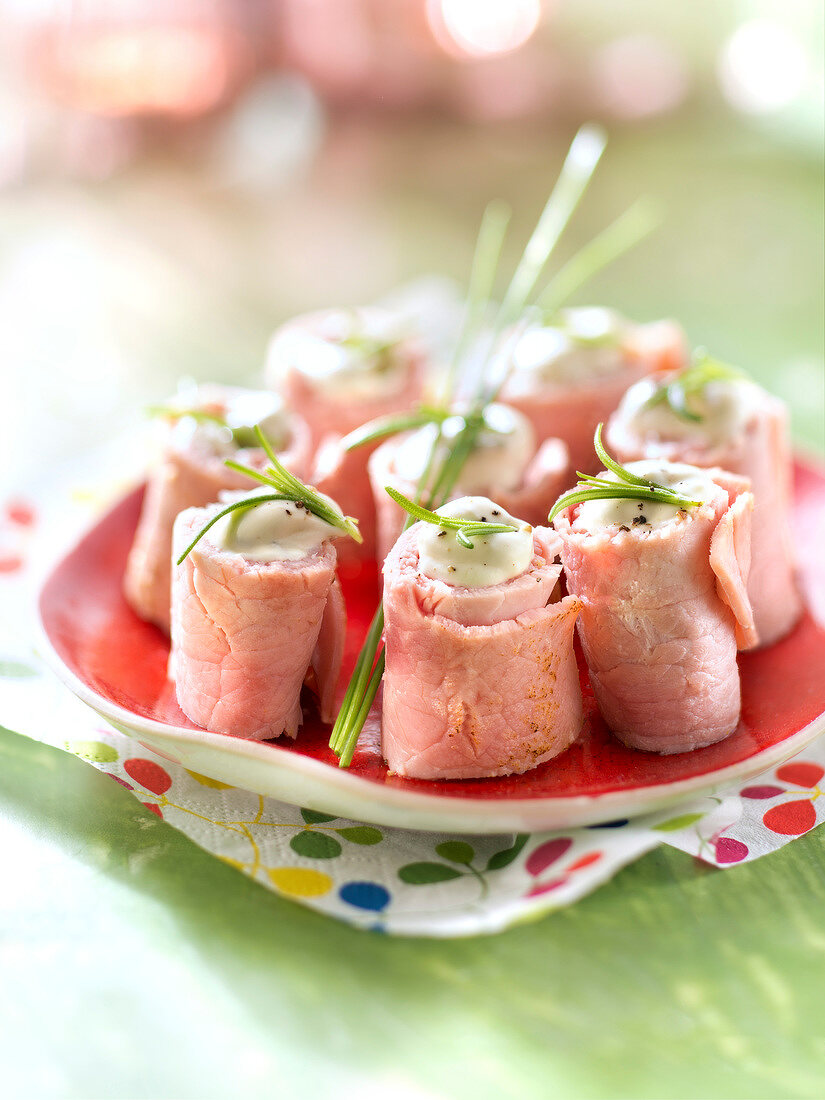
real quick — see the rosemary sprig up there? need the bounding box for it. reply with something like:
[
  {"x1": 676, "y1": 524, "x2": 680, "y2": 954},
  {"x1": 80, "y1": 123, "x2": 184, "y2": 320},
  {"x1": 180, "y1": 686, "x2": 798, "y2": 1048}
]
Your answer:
[
  {"x1": 329, "y1": 126, "x2": 608, "y2": 767},
  {"x1": 644, "y1": 349, "x2": 747, "y2": 423},
  {"x1": 547, "y1": 424, "x2": 702, "y2": 522},
  {"x1": 384, "y1": 487, "x2": 518, "y2": 549},
  {"x1": 177, "y1": 426, "x2": 361, "y2": 563},
  {"x1": 342, "y1": 407, "x2": 450, "y2": 452},
  {"x1": 147, "y1": 404, "x2": 227, "y2": 427}
]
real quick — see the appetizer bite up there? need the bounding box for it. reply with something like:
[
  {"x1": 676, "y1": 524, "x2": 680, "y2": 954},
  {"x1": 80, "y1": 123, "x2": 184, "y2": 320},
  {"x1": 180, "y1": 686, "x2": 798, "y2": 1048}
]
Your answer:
[
  {"x1": 367, "y1": 403, "x2": 569, "y2": 563},
  {"x1": 265, "y1": 306, "x2": 428, "y2": 450},
  {"x1": 265, "y1": 306, "x2": 429, "y2": 562},
  {"x1": 498, "y1": 306, "x2": 686, "y2": 474},
  {"x1": 606, "y1": 353, "x2": 802, "y2": 647},
  {"x1": 381, "y1": 495, "x2": 583, "y2": 779},
  {"x1": 124, "y1": 384, "x2": 311, "y2": 633},
  {"x1": 551, "y1": 428, "x2": 756, "y2": 754},
  {"x1": 169, "y1": 441, "x2": 358, "y2": 740}
]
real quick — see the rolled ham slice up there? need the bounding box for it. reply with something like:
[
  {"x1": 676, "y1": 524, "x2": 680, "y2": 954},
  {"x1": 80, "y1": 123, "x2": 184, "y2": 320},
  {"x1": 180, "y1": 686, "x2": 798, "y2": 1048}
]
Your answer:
[
  {"x1": 554, "y1": 471, "x2": 756, "y2": 754},
  {"x1": 606, "y1": 382, "x2": 801, "y2": 647},
  {"x1": 265, "y1": 308, "x2": 428, "y2": 454},
  {"x1": 369, "y1": 435, "x2": 569, "y2": 566},
  {"x1": 500, "y1": 319, "x2": 686, "y2": 475},
  {"x1": 124, "y1": 388, "x2": 311, "y2": 634},
  {"x1": 170, "y1": 505, "x2": 346, "y2": 739},
  {"x1": 382, "y1": 526, "x2": 583, "y2": 779}
]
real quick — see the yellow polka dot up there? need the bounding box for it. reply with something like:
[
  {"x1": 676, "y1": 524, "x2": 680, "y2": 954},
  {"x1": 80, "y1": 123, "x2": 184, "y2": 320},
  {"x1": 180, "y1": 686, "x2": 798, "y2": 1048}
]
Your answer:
[
  {"x1": 268, "y1": 867, "x2": 333, "y2": 897},
  {"x1": 186, "y1": 769, "x2": 234, "y2": 790}
]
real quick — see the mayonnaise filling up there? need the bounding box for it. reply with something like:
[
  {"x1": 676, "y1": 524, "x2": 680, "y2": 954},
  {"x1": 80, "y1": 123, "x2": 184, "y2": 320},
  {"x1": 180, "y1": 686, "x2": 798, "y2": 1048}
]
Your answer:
[
  {"x1": 571, "y1": 461, "x2": 719, "y2": 533},
  {"x1": 267, "y1": 307, "x2": 410, "y2": 398},
  {"x1": 212, "y1": 493, "x2": 340, "y2": 562},
  {"x1": 416, "y1": 496, "x2": 534, "y2": 588},
  {"x1": 393, "y1": 404, "x2": 535, "y2": 495},
  {"x1": 614, "y1": 376, "x2": 765, "y2": 447},
  {"x1": 506, "y1": 307, "x2": 627, "y2": 390}
]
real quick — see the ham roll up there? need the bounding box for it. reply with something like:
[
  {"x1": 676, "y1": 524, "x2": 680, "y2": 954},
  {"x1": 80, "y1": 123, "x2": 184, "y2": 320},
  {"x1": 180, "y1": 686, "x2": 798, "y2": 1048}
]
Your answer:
[
  {"x1": 368, "y1": 404, "x2": 569, "y2": 565},
  {"x1": 606, "y1": 371, "x2": 801, "y2": 647},
  {"x1": 265, "y1": 306, "x2": 428, "y2": 452},
  {"x1": 170, "y1": 495, "x2": 346, "y2": 740},
  {"x1": 554, "y1": 461, "x2": 756, "y2": 754},
  {"x1": 124, "y1": 385, "x2": 311, "y2": 633},
  {"x1": 498, "y1": 308, "x2": 686, "y2": 475},
  {"x1": 382, "y1": 497, "x2": 583, "y2": 779}
]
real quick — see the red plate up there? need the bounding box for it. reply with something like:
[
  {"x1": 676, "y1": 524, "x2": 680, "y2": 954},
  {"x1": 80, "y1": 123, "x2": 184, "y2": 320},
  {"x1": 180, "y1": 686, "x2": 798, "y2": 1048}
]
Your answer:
[{"x1": 38, "y1": 460, "x2": 825, "y2": 832}]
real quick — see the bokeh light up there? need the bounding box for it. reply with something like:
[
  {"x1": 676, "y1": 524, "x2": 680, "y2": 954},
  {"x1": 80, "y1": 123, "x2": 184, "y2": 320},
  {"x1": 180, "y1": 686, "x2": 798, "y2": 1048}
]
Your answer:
[
  {"x1": 428, "y1": 0, "x2": 542, "y2": 59},
  {"x1": 718, "y1": 18, "x2": 808, "y2": 114}
]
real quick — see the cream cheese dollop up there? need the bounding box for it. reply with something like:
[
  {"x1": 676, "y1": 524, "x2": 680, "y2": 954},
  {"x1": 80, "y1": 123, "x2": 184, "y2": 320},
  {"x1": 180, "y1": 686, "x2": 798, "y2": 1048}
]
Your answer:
[
  {"x1": 393, "y1": 404, "x2": 535, "y2": 495},
  {"x1": 266, "y1": 307, "x2": 410, "y2": 398},
  {"x1": 613, "y1": 375, "x2": 765, "y2": 448},
  {"x1": 506, "y1": 307, "x2": 627, "y2": 392},
  {"x1": 212, "y1": 492, "x2": 340, "y2": 562},
  {"x1": 571, "y1": 460, "x2": 719, "y2": 533},
  {"x1": 416, "y1": 496, "x2": 534, "y2": 588}
]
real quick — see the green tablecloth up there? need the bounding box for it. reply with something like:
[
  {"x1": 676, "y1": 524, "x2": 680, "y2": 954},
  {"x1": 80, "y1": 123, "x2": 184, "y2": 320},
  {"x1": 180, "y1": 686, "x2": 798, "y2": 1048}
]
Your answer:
[{"x1": 1, "y1": 114, "x2": 823, "y2": 1098}]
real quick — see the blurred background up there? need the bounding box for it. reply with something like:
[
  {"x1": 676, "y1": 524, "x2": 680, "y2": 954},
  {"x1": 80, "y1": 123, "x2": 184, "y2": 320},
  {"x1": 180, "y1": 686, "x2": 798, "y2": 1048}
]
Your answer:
[{"x1": 0, "y1": 0, "x2": 822, "y2": 491}]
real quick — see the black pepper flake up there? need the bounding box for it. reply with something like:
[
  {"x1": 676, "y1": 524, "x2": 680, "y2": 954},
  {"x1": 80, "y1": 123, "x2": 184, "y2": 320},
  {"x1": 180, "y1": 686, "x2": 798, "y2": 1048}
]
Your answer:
[
  {"x1": 633, "y1": 515, "x2": 647, "y2": 526},
  {"x1": 619, "y1": 524, "x2": 630, "y2": 532},
  {"x1": 437, "y1": 530, "x2": 446, "y2": 537},
  {"x1": 637, "y1": 502, "x2": 644, "y2": 509},
  {"x1": 285, "y1": 509, "x2": 292, "y2": 516},
  {"x1": 492, "y1": 509, "x2": 500, "y2": 516},
  {"x1": 480, "y1": 516, "x2": 487, "y2": 522},
  {"x1": 295, "y1": 500, "x2": 305, "y2": 508},
  {"x1": 448, "y1": 565, "x2": 456, "y2": 573}
]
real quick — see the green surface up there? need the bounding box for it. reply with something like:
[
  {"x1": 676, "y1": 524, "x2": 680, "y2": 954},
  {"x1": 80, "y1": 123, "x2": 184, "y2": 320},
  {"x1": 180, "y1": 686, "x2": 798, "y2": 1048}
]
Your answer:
[
  {"x1": 2, "y1": 108, "x2": 823, "y2": 1099},
  {"x1": 2, "y1": 726, "x2": 824, "y2": 1100}
]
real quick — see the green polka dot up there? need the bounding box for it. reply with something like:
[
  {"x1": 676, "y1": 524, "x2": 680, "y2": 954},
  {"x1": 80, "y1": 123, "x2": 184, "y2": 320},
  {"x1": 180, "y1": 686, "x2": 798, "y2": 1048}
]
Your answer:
[
  {"x1": 290, "y1": 831, "x2": 342, "y2": 859},
  {"x1": 67, "y1": 740, "x2": 118, "y2": 764}
]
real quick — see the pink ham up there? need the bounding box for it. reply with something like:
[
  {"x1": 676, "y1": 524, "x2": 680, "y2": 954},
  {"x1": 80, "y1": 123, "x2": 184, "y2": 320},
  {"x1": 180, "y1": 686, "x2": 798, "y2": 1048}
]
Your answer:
[
  {"x1": 500, "y1": 320, "x2": 686, "y2": 475},
  {"x1": 554, "y1": 473, "x2": 755, "y2": 754},
  {"x1": 369, "y1": 435, "x2": 570, "y2": 566},
  {"x1": 381, "y1": 526, "x2": 583, "y2": 779},
  {"x1": 124, "y1": 391, "x2": 311, "y2": 634},
  {"x1": 311, "y1": 434, "x2": 382, "y2": 562},
  {"x1": 170, "y1": 505, "x2": 345, "y2": 740},
  {"x1": 265, "y1": 310, "x2": 427, "y2": 453},
  {"x1": 607, "y1": 387, "x2": 801, "y2": 647}
]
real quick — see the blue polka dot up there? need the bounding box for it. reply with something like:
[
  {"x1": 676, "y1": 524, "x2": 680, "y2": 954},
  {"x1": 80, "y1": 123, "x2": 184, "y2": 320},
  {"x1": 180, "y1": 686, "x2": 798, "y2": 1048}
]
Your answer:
[{"x1": 339, "y1": 881, "x2": 391, "y2": 912}]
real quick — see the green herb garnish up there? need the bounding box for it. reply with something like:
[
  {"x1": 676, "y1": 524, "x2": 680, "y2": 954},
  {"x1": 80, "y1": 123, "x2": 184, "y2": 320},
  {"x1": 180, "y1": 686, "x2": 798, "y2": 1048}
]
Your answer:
[
  {"x1": 384, "y1": 487, "x2": 518, "y2": 549},
  {"x1": 548, "y1": 424, "x2": 702, "y2": 522},
  {"x1": 147, "y1": 404, "x2": 228, "y2": 428},
  {"x1": 644, "y1": 349, "x2": 747, "y2": 423},
  {"x1": 342, "y1": 406, "x2": 450, "y2": 452},
  {"x1": 328, "y1": 126, "x2": 608, "y2": 768},
  {"x1": 176, "y1": 425, "x2": 361, "y2": 564}
]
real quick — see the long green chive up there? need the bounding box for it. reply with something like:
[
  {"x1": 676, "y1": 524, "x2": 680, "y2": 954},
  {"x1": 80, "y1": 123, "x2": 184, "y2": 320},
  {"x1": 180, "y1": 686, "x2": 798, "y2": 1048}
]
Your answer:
[
  {"x1": 384, "y1": 487, "x2": 518, "y2": 549},
  {"x1": 538, "y1": 199, "x2": 660, "y2": 314},
  {"x1": 644, "y1": 349, "x2": 747, "y2": 423},
  {"x1": 342, "y1": 407, "x2": 450, "y2": 452},
  {"x1": 548, "y1": 424, "x2": 702, "y2": 522},
  {"x1": 330, "y1": 125, "x2": 609, "y2": 767}
]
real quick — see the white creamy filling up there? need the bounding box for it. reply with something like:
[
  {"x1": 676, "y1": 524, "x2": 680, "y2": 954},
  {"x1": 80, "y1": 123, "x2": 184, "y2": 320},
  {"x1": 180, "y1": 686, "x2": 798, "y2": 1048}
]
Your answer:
[
  {"x1": 172, "y1": 389, "x2": 291, "y2": 454},
  {"x1": 416, "y1": 496, "x2": 534, "y2": 588},
  {"x1": 393, "y1": 404, "x2": 535, "y2": 495},
  {"x1": 212, "y1": 493, "x2": 339, "y2": 562},
  {"x1": 507, "y1": 306, "x2": 627, "y2": 389},
  {"x1": 615, "y1": 376, "x2": 765, "y2": 446},
  {"x1": 267, "y1": 307, "x2": 409, "y2": 398},
  {"x1": 571, "y1": 461, "x2": 718, "y2": 532}
]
